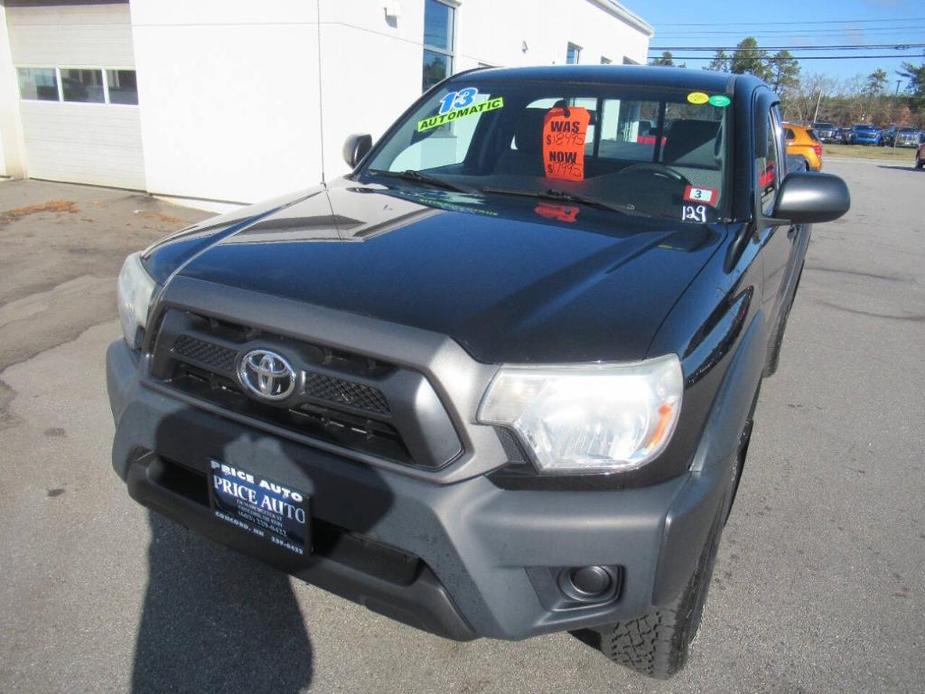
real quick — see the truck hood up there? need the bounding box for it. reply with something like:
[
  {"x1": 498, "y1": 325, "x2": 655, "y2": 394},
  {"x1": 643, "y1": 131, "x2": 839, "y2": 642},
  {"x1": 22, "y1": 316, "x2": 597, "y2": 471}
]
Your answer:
[{"x1": 146, "y1": 178, "x2": 725, "y2": 364}]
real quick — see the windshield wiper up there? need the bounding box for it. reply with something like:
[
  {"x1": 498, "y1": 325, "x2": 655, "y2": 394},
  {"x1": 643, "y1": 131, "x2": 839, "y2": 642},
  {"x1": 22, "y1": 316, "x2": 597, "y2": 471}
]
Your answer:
[
  {"x1": 480, "y1": 186, "x2": 646, "y2": 217},
  {"x1": 370, "y1": 169, "x2": 475, "y2": 193}
]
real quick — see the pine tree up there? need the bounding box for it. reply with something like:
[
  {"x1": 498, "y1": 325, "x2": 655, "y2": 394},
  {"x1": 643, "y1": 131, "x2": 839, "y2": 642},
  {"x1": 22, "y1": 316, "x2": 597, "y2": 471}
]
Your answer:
[
  {"x1": 730, "y1": 38, "x2": 770, "y2": 81},
  {"x1": 865, "y1": 69, "x2": 888, "y2": 97},
  {"x1": 768, "y1": 50, "x2": 800, "y2": 94},
  {"x1": 706, "y1": 50, "x2": 730, "y2": 72},
  {"x1": 652, "y1": 51, "x2": 674, "y2": 67}
]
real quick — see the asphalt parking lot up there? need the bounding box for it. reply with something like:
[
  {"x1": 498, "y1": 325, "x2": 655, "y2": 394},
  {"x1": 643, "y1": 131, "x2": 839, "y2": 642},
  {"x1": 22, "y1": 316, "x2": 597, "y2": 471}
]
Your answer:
[{"x1": 0, "y1": 160, "x2": 923, "y2": 693}]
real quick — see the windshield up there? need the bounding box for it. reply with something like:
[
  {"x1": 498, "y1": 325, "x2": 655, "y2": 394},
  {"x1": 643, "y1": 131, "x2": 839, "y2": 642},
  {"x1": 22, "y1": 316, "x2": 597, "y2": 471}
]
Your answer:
[{"x1": 362, "y1": 77, "x2": 733, "y2": 223}]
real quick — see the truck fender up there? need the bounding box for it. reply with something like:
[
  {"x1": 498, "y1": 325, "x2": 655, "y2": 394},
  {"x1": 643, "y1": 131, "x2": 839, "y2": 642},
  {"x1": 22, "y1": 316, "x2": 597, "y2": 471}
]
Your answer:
[{"x1": 652, "y1": 310, "x2": 768, "y2": 605}]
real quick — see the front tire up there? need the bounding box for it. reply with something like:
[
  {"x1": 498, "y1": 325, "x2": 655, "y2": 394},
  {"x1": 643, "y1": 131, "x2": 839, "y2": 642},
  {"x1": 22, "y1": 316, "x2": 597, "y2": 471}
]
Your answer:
[{"x1": 588, "y1": 505, "x2": 724, "y2": 679}]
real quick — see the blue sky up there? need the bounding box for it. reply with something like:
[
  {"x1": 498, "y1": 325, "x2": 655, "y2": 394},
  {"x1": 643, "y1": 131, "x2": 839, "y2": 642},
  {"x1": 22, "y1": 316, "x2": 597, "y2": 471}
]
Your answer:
[{"x1": 634, "y1": 0, "x2": 925, "y2": 89}]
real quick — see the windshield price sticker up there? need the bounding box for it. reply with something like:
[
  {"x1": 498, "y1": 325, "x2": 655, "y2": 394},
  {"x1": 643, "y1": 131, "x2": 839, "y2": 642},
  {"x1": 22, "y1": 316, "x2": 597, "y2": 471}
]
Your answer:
[
  {"x1": 417, "y1": 88, "x2": 504, "y2": 132},
  {"x1": 542, "y1": 106, "x2": 591, "y2": 182},
  {"x1": 210, "y1": 460, "x2": 308, "y2": 555},
  {"x1": 708, "y1": 94, "x2": 731, "y2": 108},
  {"x1": 683, "y1": 185, "x2": 718, "y2": 206}
]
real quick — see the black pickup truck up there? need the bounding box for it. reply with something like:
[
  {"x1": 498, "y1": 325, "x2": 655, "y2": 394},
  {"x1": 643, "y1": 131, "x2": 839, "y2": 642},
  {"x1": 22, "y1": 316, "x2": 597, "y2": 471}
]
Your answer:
[{"x1": 108, "y1": 66, "x2": 849, "y2": 679}]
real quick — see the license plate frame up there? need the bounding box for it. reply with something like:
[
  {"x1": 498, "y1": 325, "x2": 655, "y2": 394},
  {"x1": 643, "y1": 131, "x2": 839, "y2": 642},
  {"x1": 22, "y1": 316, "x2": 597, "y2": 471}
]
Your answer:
[{"x1": 208, "y1": 460, "x2": 310, "y2": 556}]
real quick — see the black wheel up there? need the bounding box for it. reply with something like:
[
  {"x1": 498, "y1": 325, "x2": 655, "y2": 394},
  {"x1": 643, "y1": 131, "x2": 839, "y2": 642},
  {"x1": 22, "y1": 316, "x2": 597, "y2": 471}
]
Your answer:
[{"x1": 915, "y1": 157, "x2": 923, "y2": 170}]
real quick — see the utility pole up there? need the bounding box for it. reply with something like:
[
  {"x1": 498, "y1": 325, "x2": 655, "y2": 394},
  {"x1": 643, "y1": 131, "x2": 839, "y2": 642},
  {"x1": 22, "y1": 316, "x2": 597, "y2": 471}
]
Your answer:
[
  {"x1": 895, "y1": 79, "x2": 902, "y2": 95},
  {"x1": 812, "y1": 89, "x2": 823, "y2": 125}
]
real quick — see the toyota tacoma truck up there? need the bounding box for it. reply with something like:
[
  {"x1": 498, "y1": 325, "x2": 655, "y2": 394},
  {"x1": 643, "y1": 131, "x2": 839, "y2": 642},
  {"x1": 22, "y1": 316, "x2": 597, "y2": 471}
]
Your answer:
[{"x1": 107, "y1": 66, "x2": 849, "y2": 679}]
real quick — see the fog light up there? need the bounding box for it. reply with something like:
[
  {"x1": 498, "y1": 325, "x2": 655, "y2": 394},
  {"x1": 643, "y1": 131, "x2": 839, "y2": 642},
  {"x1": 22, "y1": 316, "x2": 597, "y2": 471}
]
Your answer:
[{"x1": 558, "y1": 565, "x2": 618, "y2": 602}]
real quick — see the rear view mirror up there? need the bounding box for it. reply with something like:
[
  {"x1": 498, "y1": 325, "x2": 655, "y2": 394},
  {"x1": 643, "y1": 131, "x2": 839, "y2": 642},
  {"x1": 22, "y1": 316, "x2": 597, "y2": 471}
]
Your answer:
[
  {"x1": 343, "y1": 133, "x2": 373, "y2": 169},
  {"x1": 772, "y1": 172, "x2": 850, "y2": 225}
]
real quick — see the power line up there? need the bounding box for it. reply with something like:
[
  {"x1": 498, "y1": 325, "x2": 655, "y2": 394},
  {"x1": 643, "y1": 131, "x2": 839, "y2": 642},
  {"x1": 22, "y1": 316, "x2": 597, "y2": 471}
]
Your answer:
[
  {"x1": 660, "y1": 54, "x2": 925, "y2": 60},
  {"x1": 655, "y1": 26, "x2": 925, "y2": 37},
  {"x1": 650, "y1": 44, "x2": 925, "y2": 52},
  {"x1": 655, "y1": 17, "x2": 925, "y2": 27}
]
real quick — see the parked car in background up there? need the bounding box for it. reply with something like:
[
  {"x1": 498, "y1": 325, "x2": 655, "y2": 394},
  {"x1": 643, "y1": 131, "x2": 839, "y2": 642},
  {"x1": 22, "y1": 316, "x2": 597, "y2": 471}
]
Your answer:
[
  {"x1": 812, "y1": 122, "x2": 838, "y2": 143},
  {"x1": 849, "y1": 124, "x2": 881, "y2": 145},
  {"x1": 784, "y1": 123, "x2": 823, "y2": 170},
  {"x1": 882, "y1": 126, "x2": 922, "y2": 148}
]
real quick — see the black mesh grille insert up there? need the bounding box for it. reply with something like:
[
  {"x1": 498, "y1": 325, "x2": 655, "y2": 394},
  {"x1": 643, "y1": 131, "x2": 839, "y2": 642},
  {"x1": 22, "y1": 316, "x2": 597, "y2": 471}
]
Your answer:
[
  {"x1": 173, "y1": 335, "x2": 237, "y2": 373},
  {"x1": 304, "y1": 371, "x2": 390, "y2": 415}
]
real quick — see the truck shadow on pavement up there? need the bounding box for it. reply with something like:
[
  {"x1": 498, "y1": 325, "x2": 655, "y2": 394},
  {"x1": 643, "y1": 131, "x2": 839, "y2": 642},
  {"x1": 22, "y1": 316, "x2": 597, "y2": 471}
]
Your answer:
[
  {"x1": 131, "y1": 512, "x2": 315, "y2": 693},
  {"x1": 129, "y1": 406, "x2": 348, "y2": 694}
]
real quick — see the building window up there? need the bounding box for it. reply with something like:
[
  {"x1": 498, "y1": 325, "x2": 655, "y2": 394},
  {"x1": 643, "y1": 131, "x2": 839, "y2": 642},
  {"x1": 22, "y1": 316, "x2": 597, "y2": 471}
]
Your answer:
[
  {"x1": 17, "y1": 67, "x2": 59, "y2": 101},
  {"x1": 15, "y1": 66, "x2": 137, "y2": 105},
  {"x1": 422, "y1": 0, "x2": 455, "y2": 91},
  {"x1": 566, "y1": 43, "x2": 581, "y2": 64},
  {"x1": 600, "y1": 56, "x2": 612, "y2": 65},
  {"x1": 106, "y1": 69, "x2": 138, "y2": 105},
  {"x1": 61, "y1": 68, "x2": 105, "y2": 103}
]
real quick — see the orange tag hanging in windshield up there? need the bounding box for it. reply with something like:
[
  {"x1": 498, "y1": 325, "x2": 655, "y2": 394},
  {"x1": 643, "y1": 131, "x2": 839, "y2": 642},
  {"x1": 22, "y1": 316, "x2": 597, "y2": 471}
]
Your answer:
[{"x1": 542, "y1": 106, "x2": 590, "y2": 182}]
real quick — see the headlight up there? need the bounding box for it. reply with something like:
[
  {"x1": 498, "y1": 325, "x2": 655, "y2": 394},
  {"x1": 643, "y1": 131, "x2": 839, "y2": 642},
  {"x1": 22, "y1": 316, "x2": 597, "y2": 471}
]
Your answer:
[
  {"x1": 478, "y1": 354, "x2": 683, "y2": 474},
  {"x1": 117, "y1": 251, "x2": 157, "y2": 349}
]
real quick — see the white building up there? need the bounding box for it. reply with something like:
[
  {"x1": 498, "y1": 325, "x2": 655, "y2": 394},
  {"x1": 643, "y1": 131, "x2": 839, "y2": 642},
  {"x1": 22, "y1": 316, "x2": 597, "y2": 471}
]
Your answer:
[{"x1": 0, "y1": 0, "x2": 652, "y2": 207}]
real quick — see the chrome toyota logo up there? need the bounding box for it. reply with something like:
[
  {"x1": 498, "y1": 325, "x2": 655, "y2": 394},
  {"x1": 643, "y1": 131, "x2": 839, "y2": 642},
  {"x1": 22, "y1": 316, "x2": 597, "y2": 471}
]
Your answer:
[{"x1": 238, "y1": 349, "x2": 297, "y2": 401}]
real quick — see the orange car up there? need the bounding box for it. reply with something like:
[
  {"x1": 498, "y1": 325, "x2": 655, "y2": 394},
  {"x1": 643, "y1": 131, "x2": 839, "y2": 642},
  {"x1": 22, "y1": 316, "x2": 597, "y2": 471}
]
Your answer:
[{"x1": 783, "y1": 123, "x2": 823, "y2": 171}]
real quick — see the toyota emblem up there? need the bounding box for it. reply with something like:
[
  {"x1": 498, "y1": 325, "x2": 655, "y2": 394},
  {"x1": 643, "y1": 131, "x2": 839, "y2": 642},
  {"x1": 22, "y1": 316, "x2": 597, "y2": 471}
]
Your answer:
[{"x1": 238, "y1": 349, "x2": 297, "y2": 401}]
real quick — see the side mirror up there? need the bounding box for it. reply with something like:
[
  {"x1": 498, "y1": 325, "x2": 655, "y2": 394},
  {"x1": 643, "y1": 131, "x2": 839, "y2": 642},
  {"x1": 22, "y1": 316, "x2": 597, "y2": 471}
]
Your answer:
[
  {"x1": 343, "y1": 133, "x2": 372, "y2": 169},
  {"x1": 772, "y1": 172, "x2": 850, "y2": 225}
]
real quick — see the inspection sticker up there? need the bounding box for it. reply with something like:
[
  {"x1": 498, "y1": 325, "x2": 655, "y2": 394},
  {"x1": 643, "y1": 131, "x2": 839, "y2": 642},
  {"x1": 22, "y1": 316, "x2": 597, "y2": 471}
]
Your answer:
[
  {"x1": 542, "y1": 106, "x2": 591, "y2": 181},
  {"x1": 687, "y1": 91, "x2": 710, "y2": 105},
  {"x1": 683, "y1": 185, "x2": 718, "y2": 206}
]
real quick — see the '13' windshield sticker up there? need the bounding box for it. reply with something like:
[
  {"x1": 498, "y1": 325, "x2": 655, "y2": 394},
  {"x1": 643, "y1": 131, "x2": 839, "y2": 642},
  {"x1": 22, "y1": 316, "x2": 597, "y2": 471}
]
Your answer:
[
  {"x1": 438, "y1": 87, "x2": 478, "y2": 114},
  {"x1": 417, "y1": 88, "x2": 504, "y2": 132},
  {"x1": 682, "y1": 204, "x2": 707, "y2": 223}
]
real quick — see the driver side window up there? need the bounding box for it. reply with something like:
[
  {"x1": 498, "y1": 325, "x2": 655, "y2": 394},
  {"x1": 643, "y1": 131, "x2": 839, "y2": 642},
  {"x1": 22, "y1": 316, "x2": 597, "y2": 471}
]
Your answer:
[{"x1": 758, "y1": 107, "x2": 782, "y2": 215}]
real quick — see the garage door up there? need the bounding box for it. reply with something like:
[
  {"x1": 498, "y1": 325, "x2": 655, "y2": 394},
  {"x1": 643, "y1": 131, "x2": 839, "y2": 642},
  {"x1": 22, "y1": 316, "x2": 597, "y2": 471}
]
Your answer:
[{"x1": 7, "y1": 1, "x2": 145, "y2": 190}]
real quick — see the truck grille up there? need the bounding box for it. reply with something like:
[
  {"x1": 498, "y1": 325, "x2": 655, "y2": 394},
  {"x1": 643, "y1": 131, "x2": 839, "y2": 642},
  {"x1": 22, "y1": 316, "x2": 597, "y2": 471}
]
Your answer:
[
  {"x1": 147, "y1": 308, "x2": 461, "y2": 469},
  {"x1": 173, "y1": 335, "x2": 237, "y2": 373}
]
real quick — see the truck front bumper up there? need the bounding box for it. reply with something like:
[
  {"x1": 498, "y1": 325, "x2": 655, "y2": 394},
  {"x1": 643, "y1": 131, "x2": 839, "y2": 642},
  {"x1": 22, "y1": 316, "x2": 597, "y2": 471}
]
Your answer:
[{"x1": 107, "y1": 338, "x2": 730, "y2": 641}]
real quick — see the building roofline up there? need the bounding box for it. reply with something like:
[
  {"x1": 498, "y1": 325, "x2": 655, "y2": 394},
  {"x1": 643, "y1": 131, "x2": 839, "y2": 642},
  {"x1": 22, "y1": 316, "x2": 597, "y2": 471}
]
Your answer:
[{"x1": 587, "y1": 0, "x2": 654, "y2": 37}]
